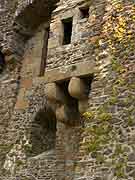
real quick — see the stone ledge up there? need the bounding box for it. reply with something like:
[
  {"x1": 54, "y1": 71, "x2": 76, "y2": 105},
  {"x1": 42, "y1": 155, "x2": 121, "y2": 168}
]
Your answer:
[{"x1": 44, "y1": 61, "x2": 95, "y2": 83}]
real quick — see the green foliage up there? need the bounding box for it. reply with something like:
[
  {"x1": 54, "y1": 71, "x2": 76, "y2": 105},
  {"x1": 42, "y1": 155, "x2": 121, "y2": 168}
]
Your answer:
[
  {"x1": 24, "y1": 143, "x2": 33, "y2": 154},
  {"x1": 114, "y1": 78, "x2": 126, "y2": 86},
  {"x1": 96, "y1": 154, "x2": 105, "y2": 164},
  {"x1": 84, "y1": 139, "x2": 101, "y2": 152},
  {"x1": 111, "y1": 59, "x2": 126, "y2": 75},
  {"x1": 129, "y1": 84, "x2": 135, "y2": 89},
  {"x1": 114, "y1": 144, "x2": 123, "y2": 156},
  {"x1": 115, "y1": 163, "x2": 125, "y2": 178},
  {"x1": 108, "y1": 96, "x2": 118, "y2": 105},
  {"x1": 16, "y1": 159, "x2": 24, "y2": 167},
  {"x1": 127, "y1": 116, "x2": 134, "y2": 126},
  {"x1": 98, "y1": 112, "x2": 112, "y2": 121},
  {"x1": 82, "y1": 1, "x2": 135, "y2": 178},
  {"x1": 82, "y1": 111, "x2": 95, "y2": 120}
]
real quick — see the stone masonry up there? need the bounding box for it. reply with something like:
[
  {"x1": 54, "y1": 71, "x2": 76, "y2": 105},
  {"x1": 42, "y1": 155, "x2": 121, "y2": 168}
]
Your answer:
[{"x1": 0, "y1": 0, "x2": 135, "y2": 180}]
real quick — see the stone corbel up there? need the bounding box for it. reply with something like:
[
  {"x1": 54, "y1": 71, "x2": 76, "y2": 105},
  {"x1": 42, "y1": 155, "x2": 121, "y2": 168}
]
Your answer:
[
  {"x1": 68, "y1": 77, "x2": 88, "y2": 100},
  {"x1": 68, "y1": 77, "x2": 89, "y2": 114},
  {"x1": 45, "y1": 76, "x2": 91, "y2": 125},
  {"x1": 44, "y1": 61, "x2": 95, "y2": 125}
]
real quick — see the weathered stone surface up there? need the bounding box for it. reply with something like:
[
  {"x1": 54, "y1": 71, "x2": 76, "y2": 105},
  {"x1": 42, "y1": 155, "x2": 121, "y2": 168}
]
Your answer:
[
  {"x1": 44, "y1": 61, "x2": 95, "y2": 83},
  {"x1": 0, "y1": 0, "x2": 135, "y2": 180},
  {"x1": 45, "y1": 83, "x2": 67, "y2": 104},
  {"x1": 56, "y1": 105, "x2": 70, "y2": 123},
  {"x1": 56, "y1": 104, "x2": 79, "y2": 125},
  {"x1": 68, "y1": 77, "x2": 88, "y2": 100},
  {"x1": 15, "y1": 99, "x2": 29, "y2": 110},
  {"x1": 78, "y1": 99, "x2": 88, "y2": 114},
  {"x1": 20, "y1": 78, "x2": 32, "y2": 89}
]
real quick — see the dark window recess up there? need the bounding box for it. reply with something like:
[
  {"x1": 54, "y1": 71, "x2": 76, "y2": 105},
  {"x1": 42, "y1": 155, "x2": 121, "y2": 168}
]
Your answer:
[
  {"x1": 28, "y1": 105, "x2": 56, "y2": 157},
  {"x1": 40, "y1": 28, "x2": 49, "y2": 76},
  {"x1": 62, "y1": 17, "x2": 73, "y2": 45},
  {"x1": 0, "y1": 51, "x2": 5, "y2": 73},
  {"x1": 80, "y1": 7, "x2": 89, "y2": 19}
]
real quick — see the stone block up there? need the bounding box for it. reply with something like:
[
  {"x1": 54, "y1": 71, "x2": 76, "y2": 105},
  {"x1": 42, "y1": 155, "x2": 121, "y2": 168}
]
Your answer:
[
  {"x1": 78, "y1": 99, "x2": 88, "y2": 114},
  {"x1": 68, "y1": 77, "x2": 88, "y2": 100},
  {"x1": 15, "y1": 99, "x2": 29, "y2": 110},
  {"x1": 23, "y1": 56, "x2": 33, "y2": 65},
  {"x1": 48, "y1": 38, "x2": 59, "y2": 49},
  {"x1": 21, "y1": 78, "x2": 32, "y2": 89},
  {"x1": 56, "y1": 105, "x2": 69, "y2": 124},
  {"x1": 17, "y1": 88, "x2": 26, "y2": 100},
  {"x1": 45, "y1": 83, "x2": 67, "y2": 104}
]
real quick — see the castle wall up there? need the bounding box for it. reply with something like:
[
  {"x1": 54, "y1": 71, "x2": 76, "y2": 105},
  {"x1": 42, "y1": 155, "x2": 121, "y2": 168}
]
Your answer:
[
  {"x1": 44, "y1": 0, "x2": 135, "y2": 179},
  {"x1": 47, "y1": 0, "x2": 93, "y2": 70},
  {"x1": 0, "y1": 2, "x2": 22, "y2": 176},
  {"x1": 0, "y1": 0, "x2": 135, "y2": 180},
  {"x1": 0, "y1": 0, "x2": 58, "y2": 179}
]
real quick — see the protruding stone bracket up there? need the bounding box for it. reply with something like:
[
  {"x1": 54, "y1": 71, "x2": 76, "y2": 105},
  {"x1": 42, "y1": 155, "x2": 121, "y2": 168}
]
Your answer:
[
  {"x1": 68, "y1": 77, "x2": 91, "y2": 114},
  {"x1": 44, "y1": 61, "x2": 95, "y2": 125},
  {"x1": 45, "y1": 75, "x2": 93, "y2": 125},
  {"x1": 68, "y1": 77, "x2": 88, "y2": 100}
]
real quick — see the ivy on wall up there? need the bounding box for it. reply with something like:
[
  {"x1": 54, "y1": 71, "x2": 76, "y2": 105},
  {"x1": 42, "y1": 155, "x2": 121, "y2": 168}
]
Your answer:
[{"x1": 82, "y1": 0, "x2": 135, "y2": 178}]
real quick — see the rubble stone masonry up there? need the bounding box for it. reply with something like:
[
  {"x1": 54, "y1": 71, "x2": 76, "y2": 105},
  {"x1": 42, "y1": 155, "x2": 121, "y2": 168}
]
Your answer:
[{"x1": 0, "y1": 0, "x2": 135, "y2": 180}]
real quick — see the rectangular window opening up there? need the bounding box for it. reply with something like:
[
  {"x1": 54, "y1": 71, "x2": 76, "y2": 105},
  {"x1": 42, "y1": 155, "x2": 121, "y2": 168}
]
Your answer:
[
  {"x1": 80, "y1": 7, "x2": 89, "y2": 19},
  {"x1": 62, "y1": 17, "x2": 73, "y2": 45}
]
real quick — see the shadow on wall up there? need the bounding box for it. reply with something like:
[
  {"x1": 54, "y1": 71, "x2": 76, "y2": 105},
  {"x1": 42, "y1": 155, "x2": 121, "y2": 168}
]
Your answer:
[
  {"x1": 27, "y1": 106, "x2": 57, "y2": 157},
  {"x1": 0, "y1": 50, "x2": 5, "y2": 73}
]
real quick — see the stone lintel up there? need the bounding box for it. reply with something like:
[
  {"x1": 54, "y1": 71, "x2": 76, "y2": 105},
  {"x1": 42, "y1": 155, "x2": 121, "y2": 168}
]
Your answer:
[{"x1": 44, "y1": 61, "x2": 95, "y2": 83}]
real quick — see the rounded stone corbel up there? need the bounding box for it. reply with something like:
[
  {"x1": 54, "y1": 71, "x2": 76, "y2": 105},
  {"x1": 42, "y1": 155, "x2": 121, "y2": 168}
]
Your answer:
[{"x1": 68, "y1": 77, "x2": 88, "y2": 100}]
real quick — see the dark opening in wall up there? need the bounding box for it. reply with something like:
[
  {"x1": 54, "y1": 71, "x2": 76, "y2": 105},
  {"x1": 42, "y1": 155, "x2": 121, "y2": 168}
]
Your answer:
[
  {"x1": 57, "y1": 80, "x2": 80, "y2": 125},
  {"x1": 62, "y1": 17, "x2": 73, "y2": 45},
  {"x1": 28, "y1": 105, "x2": 56, "y2": 157},
  {"x1": 80, "y1": 7, "x2": 89, "y2": 19},
  {"x1": 0, "y1": 51, "x2": 5, "y2": 73}
]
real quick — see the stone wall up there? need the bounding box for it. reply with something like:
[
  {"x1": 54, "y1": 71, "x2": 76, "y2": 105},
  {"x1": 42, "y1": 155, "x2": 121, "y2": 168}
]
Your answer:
[
  {"x1": 0, "y1": 0, "x2": 58, "y2": 179},
  {"x1": 47, "y1": 0, "x2": 93, "y2": 70},
  {"x1": 0, "y1": 64, "x2": 21, "y2": 177},
  {"x1": 0, "y1": 0, "x2": 135, "y2": 179},
  {"x1": 0, "y1": 0, "x2": 58, "y2": 56}
]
